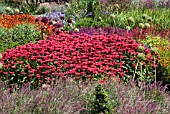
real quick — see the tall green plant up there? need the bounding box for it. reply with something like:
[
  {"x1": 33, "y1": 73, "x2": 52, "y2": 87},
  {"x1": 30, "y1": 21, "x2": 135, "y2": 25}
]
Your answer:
[{"x1": 90, "y1": 84, "x2": 113, "y2": 114}]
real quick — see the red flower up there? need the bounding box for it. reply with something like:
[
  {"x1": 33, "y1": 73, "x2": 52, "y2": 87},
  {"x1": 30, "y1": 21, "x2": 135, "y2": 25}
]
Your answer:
[{"x1": 36, "y1": 74, "x2": 41, "y2": 78}]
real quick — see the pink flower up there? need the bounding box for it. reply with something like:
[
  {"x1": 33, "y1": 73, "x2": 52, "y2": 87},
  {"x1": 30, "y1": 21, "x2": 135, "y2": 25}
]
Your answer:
[
  {"x1": 36, "y1": 74, "x2": 41, "y2": 78},
  {"x1": 3, "y1": 72, "x2": 8, "y2": 75}
]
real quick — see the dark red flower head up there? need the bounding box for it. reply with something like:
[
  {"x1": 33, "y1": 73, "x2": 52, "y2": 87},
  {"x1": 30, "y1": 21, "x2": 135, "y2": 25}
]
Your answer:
[
  {"x1": 67, "y1": 19, "x2": 72, "y2": 23},
  {"x1": 41, "y1": 17, "x2": 48, "y2": 23}
]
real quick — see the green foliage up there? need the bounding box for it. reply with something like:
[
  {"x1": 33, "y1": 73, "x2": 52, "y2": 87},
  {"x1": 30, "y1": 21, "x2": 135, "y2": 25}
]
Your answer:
[
  {"x1": 90, "y1": 84, "x2": 113, "y2": 114},
  {"x1": 139, "y1": 34, "x2": 170, "y2": 88},
  {"x1": 0, "y1": 24, "x2": 41, "y2": 52},
  {"x1": 70, "y1": 1, "x2": 170, "y2": 29},
  {"x1": 0, "y1": 4, "x2": 5, "y2": 13},
  {"x1": 19, "y1": 3, "x2": 38, "y2": 14}
]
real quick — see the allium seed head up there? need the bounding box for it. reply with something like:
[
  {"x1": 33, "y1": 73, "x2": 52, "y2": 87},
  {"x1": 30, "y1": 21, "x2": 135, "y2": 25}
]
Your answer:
[
  {"x1": 137, "y1": 53, "x2": 146, "y2": 61},
  {"x1": 110, "y1": 13, "x2": 116, "y2": 19},
  {"x1": 142, "y1": 14, "x2": 148, "y2": 19},
  {"x1": 128, "y1": 17, "x2": 135, "y2": 23},
  {"x1": 114, "y1": 4, "x2": 120, "y2": 8},
  {"x1": 138, "y1": 46, "x2": 145, "y2": 52},
  {"x1": 14, "y1": 8, "x2": 19, "y2": 13},
  {"x1": 126, "y1": 26, "x2": 131, "y2": 31},
  {"x1": 139, "y1": 23, "x2": 145, "y2": 29},
  {"x1": 150, "y1": 47, "x2": 158, "y2": 54},
  {"x1": 5, "y1": 7, "x2": 11, "y2": 12},
  {"x1": 147, "y1": 17, "x2": 152, "y2": 22},
  {"x1": 74, "y1": 28, "x2": 79, "y2": 32},
  {"x1": 144, "y1": 23, "x2": 150, "y2": 28}
]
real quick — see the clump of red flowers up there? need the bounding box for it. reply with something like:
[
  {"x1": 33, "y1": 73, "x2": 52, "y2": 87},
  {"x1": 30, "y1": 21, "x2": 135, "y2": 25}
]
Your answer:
[{"x1": 0, "y1": 33, "x2": 158, "y2": 87}]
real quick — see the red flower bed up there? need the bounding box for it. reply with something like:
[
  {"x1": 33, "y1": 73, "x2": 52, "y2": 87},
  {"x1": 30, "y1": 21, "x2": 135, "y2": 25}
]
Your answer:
[{"x1": 0, "y1": 33, "x2": 157, "y2": 87}]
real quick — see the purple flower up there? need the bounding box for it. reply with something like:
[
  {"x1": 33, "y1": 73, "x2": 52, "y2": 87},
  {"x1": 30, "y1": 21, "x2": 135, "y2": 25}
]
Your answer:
[{"x1": 41, "y1": 17, "x2": 48, "y2": 23}]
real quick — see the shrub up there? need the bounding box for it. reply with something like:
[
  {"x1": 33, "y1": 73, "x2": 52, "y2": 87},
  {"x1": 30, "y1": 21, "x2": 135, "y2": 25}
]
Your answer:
[
  {"x1": 0, "y1": 14, "x2": 36, "y2": 28},
  {"x1": 0, "y1": 33, "x2": 158, "y2": 88},
  {"x1": 90, "y1": 83, "x2": 113, "y2": 114}
]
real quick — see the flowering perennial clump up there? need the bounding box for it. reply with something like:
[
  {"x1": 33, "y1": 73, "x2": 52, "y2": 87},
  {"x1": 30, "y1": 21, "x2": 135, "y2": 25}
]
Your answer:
[
  {"x1": 0, "y1": 33, "x2": 158, "y2": 87},
  {"x1": 0, "y1": 14, "x2": 36, "y2": 28}
]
